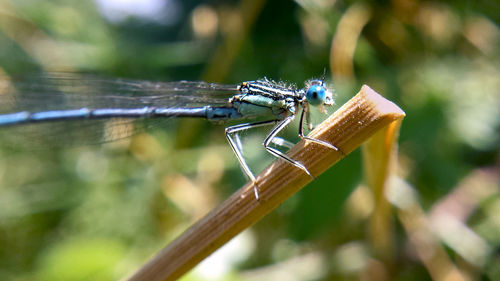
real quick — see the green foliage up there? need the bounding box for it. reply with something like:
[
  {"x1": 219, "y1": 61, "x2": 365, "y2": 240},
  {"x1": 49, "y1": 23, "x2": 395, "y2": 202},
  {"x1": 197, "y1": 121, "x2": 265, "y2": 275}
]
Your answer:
[{"x1": 0, "y1": 0, "x2": 498, "y2": 280}]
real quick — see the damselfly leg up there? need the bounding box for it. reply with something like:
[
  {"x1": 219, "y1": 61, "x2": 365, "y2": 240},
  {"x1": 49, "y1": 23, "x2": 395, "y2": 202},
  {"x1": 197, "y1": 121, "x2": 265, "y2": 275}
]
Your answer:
[
  {"x1": 225, "y1": 120, "x2": 278, "y2": 200},
  {"x1": 262, "y1": 115, "x2": 315, "y2": 180},
  {"x1": 269, "y1": 137, "x2": 295, "y2": 150},
  {"x1": 298, "y1": 106, "x2": 344, "y2": 155},
  {"x1": 226, "y1": 116, "x2": 318, "y2": 201}
]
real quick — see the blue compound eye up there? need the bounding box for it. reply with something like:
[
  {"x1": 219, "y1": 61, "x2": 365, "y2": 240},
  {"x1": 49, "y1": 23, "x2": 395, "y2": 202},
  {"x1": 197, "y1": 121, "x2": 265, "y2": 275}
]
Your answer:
[{"x1": 306, "y1": 85, "x2": 326, "y2": 106}]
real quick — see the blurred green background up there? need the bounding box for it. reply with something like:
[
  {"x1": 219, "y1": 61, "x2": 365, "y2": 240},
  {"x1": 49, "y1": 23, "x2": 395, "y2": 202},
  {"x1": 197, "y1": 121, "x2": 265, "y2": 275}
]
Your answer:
[{"x1": 0, "y1": 0, "x2": 499, "y2": 280}]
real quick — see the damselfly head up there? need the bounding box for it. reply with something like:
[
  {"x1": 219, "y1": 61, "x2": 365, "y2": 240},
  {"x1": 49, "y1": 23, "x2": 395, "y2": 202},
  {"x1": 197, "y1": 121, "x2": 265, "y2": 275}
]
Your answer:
[{"x1": 304, "y1": 79, "x2": 334, "y2": 113}]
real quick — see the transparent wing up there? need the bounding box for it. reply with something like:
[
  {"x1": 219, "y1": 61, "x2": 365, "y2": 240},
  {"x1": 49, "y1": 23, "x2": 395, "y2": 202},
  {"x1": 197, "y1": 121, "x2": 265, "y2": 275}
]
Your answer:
[
  {"x1": 0, "y1": 72, "x2": 238, "y2": 112},
  {"x1": 0, "y1": 72, "x2": 238, "y2": 149}
]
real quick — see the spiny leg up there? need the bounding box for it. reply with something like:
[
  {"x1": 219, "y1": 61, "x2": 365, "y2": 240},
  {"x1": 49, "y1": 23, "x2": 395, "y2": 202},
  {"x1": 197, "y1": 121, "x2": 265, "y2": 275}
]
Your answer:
[
  {"x1": 263, "y1": 115, "x2": 315, "y2": 179},
  {"x1": 270, "y1": 137, "x2": 295, "y2": 150},
  {"x1": 234, "y1": 131, "x2": 244, "y2": 154},
  {"x1": 233, "y1": 130, "x2": 295, "y2": 154},
  {"x1": 298, "y1": 107, "x2": 345, "y2": 156},
  {"x1": 225, "y1": 120, "x2": 278, "y2": 200}
]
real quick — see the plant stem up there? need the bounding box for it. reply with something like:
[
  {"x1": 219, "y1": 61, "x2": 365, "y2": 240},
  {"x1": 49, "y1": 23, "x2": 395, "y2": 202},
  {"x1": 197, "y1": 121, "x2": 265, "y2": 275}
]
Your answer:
[{"x1": 127, "y1": 85, "x2": 406, "y2": 281}]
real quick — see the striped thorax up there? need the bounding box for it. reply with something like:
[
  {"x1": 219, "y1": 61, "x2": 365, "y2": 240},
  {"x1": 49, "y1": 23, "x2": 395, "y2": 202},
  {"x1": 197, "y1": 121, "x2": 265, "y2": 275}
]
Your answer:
[{"x1": 232, "y1": 79, "x2": 301, "y2": 120}]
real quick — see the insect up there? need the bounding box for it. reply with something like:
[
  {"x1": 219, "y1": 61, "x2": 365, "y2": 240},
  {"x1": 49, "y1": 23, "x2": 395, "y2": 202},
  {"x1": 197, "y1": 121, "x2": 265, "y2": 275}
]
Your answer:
[{"x1": 0, "y1": 74, "x2": 340, "y2": 200}]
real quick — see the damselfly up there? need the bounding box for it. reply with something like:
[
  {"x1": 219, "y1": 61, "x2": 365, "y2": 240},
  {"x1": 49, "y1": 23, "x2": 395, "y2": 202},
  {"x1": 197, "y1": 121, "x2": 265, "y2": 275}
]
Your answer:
[{"x1": 0, "y1": 73, "x2": 341, "y2": 200}]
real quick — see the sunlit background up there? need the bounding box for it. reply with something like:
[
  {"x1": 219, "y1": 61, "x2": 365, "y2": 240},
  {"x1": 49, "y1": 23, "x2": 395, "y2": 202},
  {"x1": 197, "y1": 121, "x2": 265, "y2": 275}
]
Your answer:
[{"x1": 0, "y1": 0, "x2": 499, "y2": 280}]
